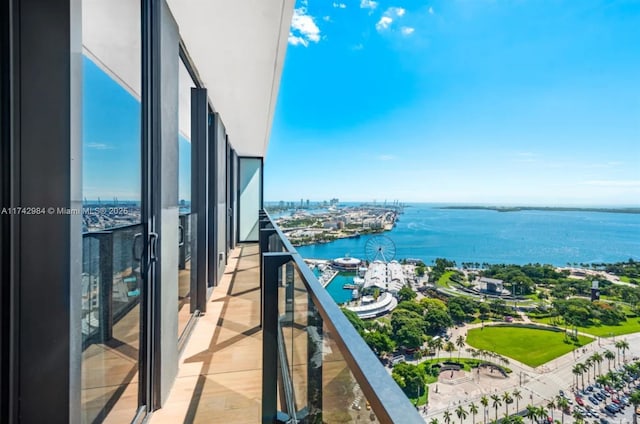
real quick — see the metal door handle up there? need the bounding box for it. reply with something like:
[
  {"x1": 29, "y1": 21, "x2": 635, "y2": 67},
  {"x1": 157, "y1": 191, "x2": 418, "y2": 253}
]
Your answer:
[{"x1": 149, "y1": 232, "x2": 159, "y2": 262}]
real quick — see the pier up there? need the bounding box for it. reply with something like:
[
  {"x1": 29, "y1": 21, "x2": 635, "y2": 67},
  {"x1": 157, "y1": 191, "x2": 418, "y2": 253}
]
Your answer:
[{"x1": 319, "y1": 269, "x2": 338, "y2": 288}]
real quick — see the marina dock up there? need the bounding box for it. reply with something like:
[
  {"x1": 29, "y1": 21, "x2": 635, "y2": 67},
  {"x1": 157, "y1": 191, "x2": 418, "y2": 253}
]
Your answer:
[{"x1": 319, "y1": 269, "x2": 338, "y2": 288}]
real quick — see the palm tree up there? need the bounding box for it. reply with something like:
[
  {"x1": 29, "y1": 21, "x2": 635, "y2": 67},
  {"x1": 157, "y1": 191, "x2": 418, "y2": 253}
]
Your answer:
[
  {"x1": 491, "y1": 394, "x2": 502, "y2": 421},
  {"x1": 584, "y1": 358, "x2": 593, "y2": 384},
  {"x1": 604, "y1": 349, "x2": 615, "y2": 371},
  {"x1": 469, "y1": 402, "x2": 479, "y2": 424},
  {"x1": 430, "y1": 419, "x2": 440, "y2": 424},
  {"x1": 434, "y1": 337, "x2": 444, "y2": 362},
  {"x1": 615, "y1": 340, "x2": 624, "y2": 366},
  {"x1": 445, "y1": 341, "x2": 456, "y2": 360},
  {"x1": 536, "y1": 406, "x2": 548, "y2": 424},
  {"x1": 619, "y1": 339, "x2": 630, "y2": 363},
  {"x1": 555, "y1": 396, "x2": 569, "y2": 424},
  {"x1": 444, "y1": 410, "x2": 453, "y2": 424},
  {"x1": 455, "y1": 405, "x2": 468, "y2": 424},
  {"x1": 456, "y1": 335, "x2": 465, "y2": 362},
  {"x1": 512, "y1": 389, "x2": 523, "y2": 413},
  {"x1": 572, "y1": 408, "x2": 584, "y2": 424},
  {"x1": 630, "y1": 390, "x2": 640, "y2": 424},
  {"x1": 596, "y1": 374, "x2": 610, "y2": 390},
  {"x1": 524, "y1": 404, "x2": 537, "y2": 423},
  {"x1": 481, "y1": 396, "x2": 489, "y2": 424},
  {"x1": 576, "y1": 362, "x2": 587, "y2": 389},
  {"x1": 546, "y1": 398, "x2": 556, "y2": 422},
  {"x1": 502, "y1": 392, "x2": 513, "y2": 417},
  {"x1": 572, "y1": 364, "x2": 582, "y2": 389},
  {"x1": 591, "y1": 352, "x2": 603, "y2": 376}
]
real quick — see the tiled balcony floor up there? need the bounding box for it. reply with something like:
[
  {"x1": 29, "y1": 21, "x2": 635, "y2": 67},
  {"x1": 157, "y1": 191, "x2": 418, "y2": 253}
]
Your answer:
[{"x1": 150, "y1": 243, "x2": 262, "y2": 424}]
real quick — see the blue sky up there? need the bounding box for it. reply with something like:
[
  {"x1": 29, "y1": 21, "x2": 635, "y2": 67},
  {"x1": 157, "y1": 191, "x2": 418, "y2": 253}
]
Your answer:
[
  {"x1": 83, "y1": 56, "x2": 191, "y2": 203},
  {"x1": 265, "y1": 0, "x2": 640, "y2": 205}
]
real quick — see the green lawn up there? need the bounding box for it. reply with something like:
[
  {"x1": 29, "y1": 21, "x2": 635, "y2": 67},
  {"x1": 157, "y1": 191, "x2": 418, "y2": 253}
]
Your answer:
[
  {"x1": 531, "y1": 316, "x2": 640, "y2": 337},
  {"x1": 466, "y1": 326, "x2": 593, "y2": 367},
  {"x1": 436, "y1": 271, "x2": 455, "y2": 288},
  {"x1": 409, "y1": 385, "x2": 429, "y2": 406}
]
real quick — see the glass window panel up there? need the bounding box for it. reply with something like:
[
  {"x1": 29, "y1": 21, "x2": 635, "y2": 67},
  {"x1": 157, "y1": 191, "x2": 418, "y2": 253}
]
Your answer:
[
  {"x1": 81, "y1": 0, "x2": 142, "y2": 422},
  {"x1": 178, "y1": 59, "x2": 196, "y2": 337}
]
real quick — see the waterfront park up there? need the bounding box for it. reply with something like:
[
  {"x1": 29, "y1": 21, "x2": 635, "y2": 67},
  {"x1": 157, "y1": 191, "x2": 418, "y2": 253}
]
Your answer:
[{"x1": 339, "y1": 257, "x2": 640, "y2": 423}]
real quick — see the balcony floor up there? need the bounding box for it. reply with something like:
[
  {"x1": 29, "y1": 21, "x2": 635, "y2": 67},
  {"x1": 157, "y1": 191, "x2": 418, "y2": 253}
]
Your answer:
[{"x1": 150, "y1": 243, "x2": 262, "y2": 424}]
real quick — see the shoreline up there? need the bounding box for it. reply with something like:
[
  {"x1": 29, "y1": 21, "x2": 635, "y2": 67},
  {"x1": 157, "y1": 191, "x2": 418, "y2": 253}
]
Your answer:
[{"x1": 438, "y1": 205, "x2": 640, "y2": 214}]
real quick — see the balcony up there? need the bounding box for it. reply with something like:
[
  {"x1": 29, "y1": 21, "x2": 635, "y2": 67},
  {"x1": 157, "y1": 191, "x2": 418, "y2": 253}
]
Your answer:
[{"x1": 148, "y1": 212, "x2": 423, "y2": 423}]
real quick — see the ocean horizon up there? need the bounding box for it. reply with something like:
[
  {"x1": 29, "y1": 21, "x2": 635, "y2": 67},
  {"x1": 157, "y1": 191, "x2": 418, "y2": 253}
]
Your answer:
[{"x1": 294, "y1": 204, "x2": 640, "y2": 267}]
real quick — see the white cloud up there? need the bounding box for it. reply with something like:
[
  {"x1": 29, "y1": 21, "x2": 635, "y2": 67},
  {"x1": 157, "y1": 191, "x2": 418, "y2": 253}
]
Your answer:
[
  {"x1": 360, "y1": 0, "x2": 378, "y2": 10},
  {"x1": 389, "y1": 7, "x2": 405, "y2": 17},
  {"x1": 400, "y1": 26, "x2": 415, "y2": 36},
  {"x1": 375, "y1": 16, "x2": 393, "y2": 31},
  {"x1": 376, "y1": 7, "x2": 406, "y2": 32},
  {"x1": 323, "y1": 15, "x2": 332, "y2": 22},
  {"x1": 289, "y1": 8, "x2": 321, "y2": 47},
  {"x1": 428, "y1": 6, "x2": 434, "y2": 15},
  {"x1": 352, "y1": 43, "x2": 364, "y2": 50},
  {"x1": 332, "y1": 2, "x2": 346, "y2": 8}
]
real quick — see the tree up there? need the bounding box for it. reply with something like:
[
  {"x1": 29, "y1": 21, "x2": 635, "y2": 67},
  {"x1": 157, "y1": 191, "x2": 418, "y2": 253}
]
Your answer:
[
  {"x1": 571, "y1": 364, "x2": 582, "y2": 389},
  {"x1": 363, "y1": 330, "x2": 396, "y2": 356},
  {"x1": 455, "y1": 405, "x2": 468, "y2": 424},
  {"x1": 444, "y1": 341, "x2": 456, "y2": 360},
  {"x1": 456, "y1": 335, "x2": 465, "y2": 362},
  {"x1": 391, "y1": 309, "x2": 424, "y2": 350},
  {"x1": 512, "y1": 389, "x2": 523, "y2": 413},
  {"x1": 591, "y1": 352, "x2": 603, "y2": 376},
  {"x1": 502, "y1": 391, "x2": 513, "y2": 416},
  {"x1": 342, "y1": 308, "x2": 366, "y2": 334},
  {"x1": 429, "y1": 419, "x2": 439, "y2": 424},
  {"x1": 546, "y1": 398, "x2": 556, "y2": 422},
  {"x1": 572, "y1": 408, "x2": 584, "y2": 424},
  {"x1": 444, "y1": 410, "x2": 453, "y2": 424},
  {"x1": 618, "y1": 339, "x2": 630, "y2": 363},
  {"x1": 555, "y1": 396, "x2": 569, "y2": 424},
  {"x1": 630, "y1": 390, "x2": 640, "y2": 424},
  {"x1": 524, "y1": 405, "x2": 537, "y2": 423},
  {"x1": 481, "y1": 396, "x2": 489, "y2": 424},
  {"x1": 469, "y1": 402, "x2": 479, "y2": 424},
  {"x1": 424, "y1": 308, "x2": 453, "y2": 335},
  {"x1": 584, "y1": 358, "x2": 593, "y2": 384},
  {"x1": 604, "y1": 349, "x2": 615, "y2": 371},
  {"x1": 394, "y1": 322, "x2": 425, "y2": 350},
  {"x1": 432, "y1": 337, "x2": 444, "y2": 361},
  {"x1": 536, "y1": 406, "x2": 548, "y2": 424},
  {"x1": 391, "y1": 362, "x2": 427, "y2": 398},
  {"x1": 490, "y1": 394, "x2": 502, "y2": 421},
  {"x1": 397, "y1": 285, "x2": 417, "y2": 302}
]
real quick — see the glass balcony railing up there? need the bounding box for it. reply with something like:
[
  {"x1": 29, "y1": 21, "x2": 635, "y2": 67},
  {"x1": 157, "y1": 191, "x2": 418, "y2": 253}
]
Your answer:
[
  {"x1": 259, "y1": 211, "x2": 424, "y2": 424},
  {"x1": 82, "y1": 223, "x2": 144, "y2": 349}
]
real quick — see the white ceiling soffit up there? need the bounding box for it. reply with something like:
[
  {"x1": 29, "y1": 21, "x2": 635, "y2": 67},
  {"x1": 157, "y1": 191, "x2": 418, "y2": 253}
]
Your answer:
[{"x1": 167, "y1": 0, "x2": 295, "y2": 157}]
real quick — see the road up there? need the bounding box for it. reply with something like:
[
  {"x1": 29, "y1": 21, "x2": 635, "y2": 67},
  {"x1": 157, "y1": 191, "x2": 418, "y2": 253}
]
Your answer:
[{"x1": 421, "y1": 330, "x2": 640, "y2": 423}]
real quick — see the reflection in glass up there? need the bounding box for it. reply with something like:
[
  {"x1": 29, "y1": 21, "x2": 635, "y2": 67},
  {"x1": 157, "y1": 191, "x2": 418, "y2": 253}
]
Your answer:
[
  {"x1": 81, "y1": 0, "x2": 142, "y2": 421},
  {"x1": 178, "y1": 60, "x2": 196, "y2": 337}
]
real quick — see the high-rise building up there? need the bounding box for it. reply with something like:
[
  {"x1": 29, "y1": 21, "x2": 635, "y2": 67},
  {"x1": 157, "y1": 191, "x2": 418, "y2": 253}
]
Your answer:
[{"x1": 0, "y1": 2, "x2": 421, "y2": 423}]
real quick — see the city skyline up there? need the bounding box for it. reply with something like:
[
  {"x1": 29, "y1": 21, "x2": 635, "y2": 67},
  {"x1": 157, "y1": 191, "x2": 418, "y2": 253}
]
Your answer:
[{"x1": 265, "y1": 0, "x2": 640, "y2": 206}]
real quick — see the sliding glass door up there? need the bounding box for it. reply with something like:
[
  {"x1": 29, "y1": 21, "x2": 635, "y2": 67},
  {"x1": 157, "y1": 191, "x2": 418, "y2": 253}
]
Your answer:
[{"x1": 80, "y1": 0, "x2": 144, "y2": 422}]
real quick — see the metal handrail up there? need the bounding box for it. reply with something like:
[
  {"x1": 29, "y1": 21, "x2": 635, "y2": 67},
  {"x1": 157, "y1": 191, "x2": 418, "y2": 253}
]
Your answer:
[{"x1": 262, "y1": 211, "x2": 423, "y2": 424}]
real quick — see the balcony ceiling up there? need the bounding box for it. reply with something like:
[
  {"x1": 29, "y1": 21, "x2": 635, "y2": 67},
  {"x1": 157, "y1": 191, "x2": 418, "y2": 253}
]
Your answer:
[{"x1": 167, "y1": 0, "x2": 295, "y2": 157}]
